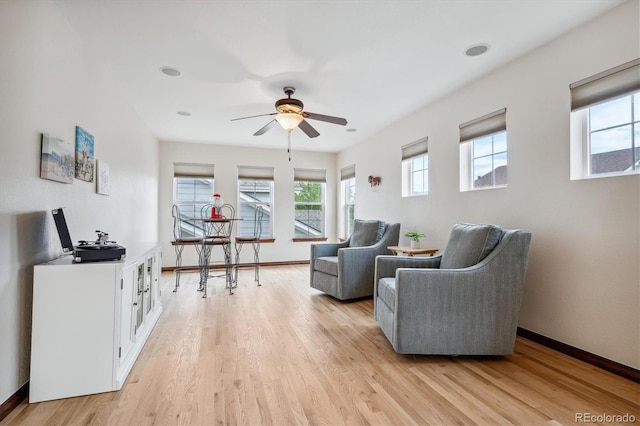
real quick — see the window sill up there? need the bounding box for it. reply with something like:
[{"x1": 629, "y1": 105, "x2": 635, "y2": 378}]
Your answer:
[
  {"x1": 461, "y1": 184, "x2": 508, "y2": 192},
  {"x1": 292, "y1": 237, "x2": 327, "y2": 242},
  {"x1": 572, "y1": 170, "x2": 640, "y2": 181}
]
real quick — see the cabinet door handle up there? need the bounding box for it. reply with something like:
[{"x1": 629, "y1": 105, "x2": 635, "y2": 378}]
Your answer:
[{"x1": 133, "y1": 302, "x2": 138, "y2": 306}]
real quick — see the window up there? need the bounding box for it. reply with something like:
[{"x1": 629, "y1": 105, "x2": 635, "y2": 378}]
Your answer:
[
  {"x1": 293, "y1": 168, "x2": 326, "y2": 238},
  {"x1": 340, "y1": 164, "x2": 356, "y2": 238},
  {"x1": 588, "y1": 94, "x2": 639, "y2": 174},
  {"x1": 237, "y1": 166, "x2": 274, "y2": 239},
  {"x1": 471, "y1": 131, "x2": 507, "y2": 188},
  {"x1": 401, "y1": 138, "x2": 429, "y2": 196},
  {"x1": 570, "y1": 59, "x2": 640, "y2": 179},
  {"x1": 173, "y1": 162, "x2": 215, "y2": 238},
  {"x1": 459, "y1": 108, "x2": 507, "y2": 190}
]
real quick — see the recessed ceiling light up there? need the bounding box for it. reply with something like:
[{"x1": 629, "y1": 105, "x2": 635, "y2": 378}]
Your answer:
[
  {"x1": 346, "y1": 128, "x2": 357, "y2": 132},
  {"x1": 465, "y1": 43, "x2": 490, "y2": 57},
  {"x1": 161, "y1": 67, "x2": 182, "y2": 77},
  {"x1": 177, "y1": 111, "x2": 191, "y2": 117}
]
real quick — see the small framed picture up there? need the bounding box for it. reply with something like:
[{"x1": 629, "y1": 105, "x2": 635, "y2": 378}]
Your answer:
[
  {"x1": 96, "y1": 160, "x2": 110, "y2": 195},
  {"x1": 40, "y1": 133, "x2": 74, "y2": 184},
  {"x1": 75, "y1": 126, "x2": 95, "y2": 182}
]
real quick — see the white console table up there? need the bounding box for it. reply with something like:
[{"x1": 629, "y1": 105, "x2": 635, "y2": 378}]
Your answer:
[{"x1": 30, "y1": 242, "x2": 162, "y2": 403}]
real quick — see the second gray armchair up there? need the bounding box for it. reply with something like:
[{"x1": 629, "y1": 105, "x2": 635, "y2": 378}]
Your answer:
[
  {"x1": 374, "y1": 223, "x2": 532, "y2": 356},
  {"x1": 310, "y1": 219, "x2": 400, "y2": 300}
]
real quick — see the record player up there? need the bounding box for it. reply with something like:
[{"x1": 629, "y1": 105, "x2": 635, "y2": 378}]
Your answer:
[
  {"x1": 52, "y1": 208, "x2": 126, "y2": 262},
  {"x1": 74, "y1": 231, "x2": 126, "y2": 263}
]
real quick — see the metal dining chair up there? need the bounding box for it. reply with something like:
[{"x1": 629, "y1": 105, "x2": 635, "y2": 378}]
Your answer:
[
  {"x1": 171, "y1": 204, "x2": 203, "y2": 292},
  {"x1": 200, "y1": 203, "x2": 235, "y2": 297},
  {"x1": 234, "y1": 205, "x2": 265, "y2": 287}
]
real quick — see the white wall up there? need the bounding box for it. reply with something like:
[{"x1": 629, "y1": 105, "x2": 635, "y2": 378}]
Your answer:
[
  {"x1": 0, "y1": 1, "x2": 160, "y2": 404},
  {"x1": 338, "y1": 0, "x2": 640, "y2": 369},
  {"x1": 159, "y1": 141, "x2": 336, "y2": 267}
]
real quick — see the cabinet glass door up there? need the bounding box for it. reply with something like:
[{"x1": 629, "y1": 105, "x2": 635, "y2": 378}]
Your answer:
[
  {"x1": 135, "y1": 262, "x2": 144, "y2": 332},
  {"x1": 120, "y1": 266, "x2": 136, "y2": 362},
  {"x1": 144, "y1": 257, "x2": 153, "y2": 315}
]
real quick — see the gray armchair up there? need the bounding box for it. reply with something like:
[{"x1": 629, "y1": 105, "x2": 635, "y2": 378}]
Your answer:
[
  {"x1": 374, "y1": 223, "x2": 532, "y2": 355},
  {"x1": 311, "y1": 220, "x2": 400, "y2": 300}
]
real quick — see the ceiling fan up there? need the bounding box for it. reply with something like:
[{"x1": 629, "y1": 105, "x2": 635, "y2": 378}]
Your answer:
[{"x1": 231, "y1": 86, "x2": 348, "y2": 138}]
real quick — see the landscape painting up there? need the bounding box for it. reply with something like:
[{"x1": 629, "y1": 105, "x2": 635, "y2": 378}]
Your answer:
[
  {"x1": 75, "y1": 126, "x2": 95, "y2": 182},
  {"x1": 40, "y1": 133, "x2": 74, "y2": 184}
]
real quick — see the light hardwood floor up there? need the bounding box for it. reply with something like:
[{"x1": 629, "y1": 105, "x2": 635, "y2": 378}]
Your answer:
[{"x1": 4, "y1": 265, "x2": 639, "y2": 425}]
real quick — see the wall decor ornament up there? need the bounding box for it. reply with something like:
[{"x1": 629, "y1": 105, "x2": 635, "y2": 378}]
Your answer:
[
  {"x1": 75, "y1": 126, "x2": 95, "y2": 182},
  {"x1": 368, "y1": 175, "x2": 381, "y2": 187},
  {"x1": 40, "y1": 133, "x2": 74, "y2": 184},
  {"x1": 96, "y1": 160, "x2": 110, "y2": 195}
]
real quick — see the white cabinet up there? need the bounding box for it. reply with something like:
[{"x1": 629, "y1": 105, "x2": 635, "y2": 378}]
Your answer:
[{"x1": 30, "y1": 243, "x2": 162, "y2": 403}]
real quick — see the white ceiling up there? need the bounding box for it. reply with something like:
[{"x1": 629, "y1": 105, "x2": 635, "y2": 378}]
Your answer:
[{"x1": 53, "y1": 0, "x2": 623, "y2": 153}]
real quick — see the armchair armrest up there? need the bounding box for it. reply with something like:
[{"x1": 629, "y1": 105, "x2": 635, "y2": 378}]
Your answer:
[
  {"x1": 311, "y1": 241, "x2": 349, "y2": 259},
  {"x1": 375, "y1": 254, "x2": 442, "y2": 282}
]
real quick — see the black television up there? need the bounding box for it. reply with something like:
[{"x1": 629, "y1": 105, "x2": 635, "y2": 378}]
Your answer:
[{"x1": 52, "y1": 208, "x2": 74, "y2": 253}]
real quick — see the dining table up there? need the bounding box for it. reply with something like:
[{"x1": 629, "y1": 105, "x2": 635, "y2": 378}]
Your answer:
[{"x1": 195, "y1": 216, "x2": 241, "y2": 297}]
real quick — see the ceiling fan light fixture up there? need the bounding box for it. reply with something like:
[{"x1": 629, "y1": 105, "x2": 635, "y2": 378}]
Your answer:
[
  {"x1": 276, "y1": 112, "x2": 303, "y2": 131},
  {"x1": 275, "y1": 98, "x2": 304, "y2": 114}
]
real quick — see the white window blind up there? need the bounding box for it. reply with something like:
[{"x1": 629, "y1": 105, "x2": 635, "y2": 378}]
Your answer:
[
  {"x1": 237, "y1": 165, "x2": 274, "y2": 180},
  {"x1": 570, "y1": 58, "x2": 640, "y2": 111},
  {"x1": 459, "y1": 108, "x2": 507, "y2": 143},
  {"x1": 294, "y1": 168, "x2": 326, "y2": 182},
  {"x1": 340, "y1": 164, "x2": 356, "y2": 181},
  {"x1": 173, "y1": 162, "x2": 214, "y2": 178},
  {"x1": 401, "y1": 137, "x2": 428, "y2": 160}
]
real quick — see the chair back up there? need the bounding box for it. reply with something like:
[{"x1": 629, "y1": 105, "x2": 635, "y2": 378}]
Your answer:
[
  {"x1": 200, "y1": 203, "x2": 236, "y2": 239},
  {"x1": 253, "y1": 206, "x2": 265, "y2": 240},
  {"x1": 172, "y1": 204, "x2": 181, "y2": 240},
  {"x1": 440, "y1": 223, "x2": 503, "y2": 269}
]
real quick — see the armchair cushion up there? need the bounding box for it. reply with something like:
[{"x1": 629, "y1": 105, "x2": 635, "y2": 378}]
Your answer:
[
  {"x1": 377, "y1": 277, "x2": 396, "y2": 309},
  {"x1": 376, "y1": 222, "x2": 388, "y2": 241},
  {"x1": 349, "y1": 219, "x2": 381, "y2": 247},
  {"x1": 440, "y1": 223, "x2": 503, "y2": 269},
  {"x1": 314, "y1": 256, "x2": 339, "y2": 276}
]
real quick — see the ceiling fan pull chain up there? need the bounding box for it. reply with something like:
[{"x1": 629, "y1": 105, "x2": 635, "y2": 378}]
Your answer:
[{"x1": 287, "y1": 130, "x2": 292, "y2": 161}]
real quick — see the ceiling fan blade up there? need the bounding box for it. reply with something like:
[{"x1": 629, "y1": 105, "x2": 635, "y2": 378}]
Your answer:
[
  {"x1": 298, "y1": 119, "x2": 320, "y2": 138},
  {"x1": 303, "y1": 112, "x2": 347, "y2": 126},
  {"x1": 253, "y1": 119, "x2": 278, "y2": 136},
  {"x1": 231, "y1": 112, "x2": 277, "y2": 122}
]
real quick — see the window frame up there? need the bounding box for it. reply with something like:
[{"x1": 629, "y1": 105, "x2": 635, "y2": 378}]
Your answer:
[
  {"x1": 569, "y1": 59, "x2": 640, "y2": 180},
  {"x1": 237, "y1": 178, "x2": 274, "y2": 239},
  {"x1": 458, "y1": 108, "x2": 507, "y2": 192},
  {"x1": 402, "y1": 153, "x2": 429, "y2": 197},
  {"x1": 584, "y1": 93, "x2": 638, "y2": 178},
  {"x1": 293, "y1": 180, "x2": 326, "y2": 239},
  {"x1": 172, "y1": 176, "x2": 214, "y2": 238},
  {"x1": 470, "y1": 130, "x2": 508, "y2": 189},
  {"x1": 401, "y1": 137, "x2": 429, "y2": 197},
  {"x1": 341, "y1": 176, "x2": 356, "y2": 238}
]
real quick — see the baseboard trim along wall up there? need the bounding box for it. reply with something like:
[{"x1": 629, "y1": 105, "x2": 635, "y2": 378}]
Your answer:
[
  {"x1": 0, "y1": 381, "x2": 28, "y2": 422},
  {"x1": 517, "y1": 327, "x2": 639, "y2": 383}
]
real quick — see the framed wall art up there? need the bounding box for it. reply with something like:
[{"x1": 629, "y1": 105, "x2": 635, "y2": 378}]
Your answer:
[
  {"x1": 96, "y1": 160, "x2": 110, "y2": 195},
  {"x1": 40, "y1": 133, "x2": 74, "y2": 184},
  {"x1": 75, "y1": 126, "x2": 95, "y2": 182}
]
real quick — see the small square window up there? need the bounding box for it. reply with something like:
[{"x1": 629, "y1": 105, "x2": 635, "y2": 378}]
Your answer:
[{"x1": 402, "y1": 153, "x2": 429, "y2": 196}]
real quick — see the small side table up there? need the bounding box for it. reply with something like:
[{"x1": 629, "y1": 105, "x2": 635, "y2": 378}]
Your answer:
[{"x1": 387, "y1": 246, "x2": 439, "y2": 257}]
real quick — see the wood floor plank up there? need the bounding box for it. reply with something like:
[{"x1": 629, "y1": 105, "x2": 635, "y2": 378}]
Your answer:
[{"x1": 2, "y1": 265, "x2": 638, "y2": 425}]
